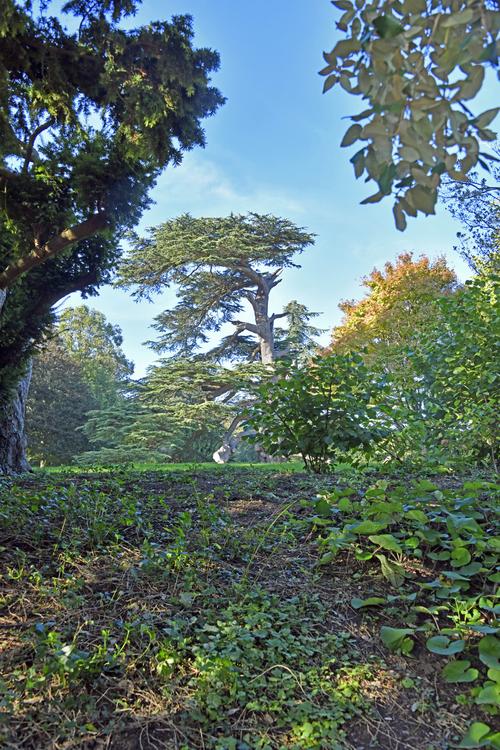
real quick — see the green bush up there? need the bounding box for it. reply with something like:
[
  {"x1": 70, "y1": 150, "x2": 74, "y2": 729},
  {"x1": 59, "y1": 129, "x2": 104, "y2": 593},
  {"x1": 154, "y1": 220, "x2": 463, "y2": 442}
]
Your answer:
[
  {"x1": 420, "y1": 271, "x2": 499, "y2": 468},
  {"x1": 246, "y1": 353, "x2": 387, "y2": 473}
]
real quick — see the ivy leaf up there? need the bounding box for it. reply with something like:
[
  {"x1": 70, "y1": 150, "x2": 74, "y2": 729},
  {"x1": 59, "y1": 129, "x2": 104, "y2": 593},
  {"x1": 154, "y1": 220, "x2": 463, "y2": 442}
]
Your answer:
[
  {"x1": 349, "y1": 520, "x2": 388, "y2": 534},
  {"x1": 457, "y1": 722, "x2": 500, "y2": 748},
  {"x1": 375, "y1": 554, "x2": 405, "y2": 587},
  {"x1": 351, "y1": 596, "x2": 387, "y2": 609},
  {"x1": 488, "y1": 668, "x2": 500, "y2": 684},
  {"x1": 426, "y1": 635, "x2": 465, "y2": 655},
  {"x1": 380, "y1": 626, "x2": 415, "y2": 654},
  {"x1": 476, "y1": 683, "x2": 500, "y2": 706},
  {"x1": 442, "y1": 660, "x2": 479, "y2": 683},
  {"x1": 369, "y1": 533, "x2": 403, "y2": 554},
  {"x1": 451, "y1": 547, "x2": 472, "y2": 567},
  {"x1": 479, "y1": 636, "x2": 500, "y2": 670}
]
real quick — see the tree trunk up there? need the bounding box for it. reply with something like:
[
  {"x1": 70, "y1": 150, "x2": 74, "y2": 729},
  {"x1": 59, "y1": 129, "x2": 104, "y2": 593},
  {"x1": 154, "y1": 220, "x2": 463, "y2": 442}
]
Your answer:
[
  {"x1": 254, "y1": 289, "x2": 275, "y2": 365},
  {"x1": 0, "y1": 362, "x2": 32, "y2": 475}
]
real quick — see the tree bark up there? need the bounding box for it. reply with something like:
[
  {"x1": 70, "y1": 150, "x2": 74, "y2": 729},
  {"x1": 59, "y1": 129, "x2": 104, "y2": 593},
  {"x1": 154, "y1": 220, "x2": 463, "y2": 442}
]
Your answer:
[{"x1": 0, "y1": 361, "x2": 32, "y2": 475}]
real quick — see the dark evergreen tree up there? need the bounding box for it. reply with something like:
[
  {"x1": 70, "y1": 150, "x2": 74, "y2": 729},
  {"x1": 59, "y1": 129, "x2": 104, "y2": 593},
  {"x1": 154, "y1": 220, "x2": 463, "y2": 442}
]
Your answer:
[{"x1": 0, "y1": 0, "x2": 224, "y2": 473}]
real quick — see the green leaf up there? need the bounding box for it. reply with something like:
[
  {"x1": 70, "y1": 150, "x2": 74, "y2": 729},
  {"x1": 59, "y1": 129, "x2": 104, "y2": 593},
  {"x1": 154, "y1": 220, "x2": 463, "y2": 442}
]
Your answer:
[
  {"x1": 479, "y1": 636, "x2": 500, "y2": 670},
  {"x1": 380, "y1": 626, "x2": 415, "y2": 654},
  {"x1": 406, "y1": 185, "x2": 437, "y2": 215},
  {"x1": 375, "y1": 554, "x2": 405, "y2": 587},
  {"x1": 351, "y1": 596, "x2": 387, "y2": 609},
  {"x1": 360, "y1": 190, "x2": 384, "y2": 205},
  {"x1": 373, "y1": 14, "x2": 404, "y2": 38},
  {"x1": 451, "y1": 547, "x2": 472, "y2": 567},
  {"x1": 393, "y1": 201, "x2": 407, "y2": 231},
  {"x1": 341, "y1": 124, "x2": 363, "y2": 147},
  {"x1": 441, "y1": 9, "x2": 475, "y2": 27},
  {"x1": 315, "y1": 497, "x2": 332, "y2": 518},
  {"x1": 457, "y1": 722, "x2": 498, "y2": 748},
  {"x1": 331, "y1": 0, "x2": 353, "y2": 9},
  {"x1": 474, "y1": 108, "x2": 500, "y2": 129},
  {"x1": 349, "y1": 520, "x2": 388, "y2": 535},
  {"x1": 369, "y1": 534, "x2": 403, "y2": 554},
  {"x1": 488, "y1": 668, "x2": 500, "y2": 684},
  {"x1": 323, "y1": 75, "x2": 337, "y2": 93},
  {"x1": 442, "y1": 660, "x2": 479, "y2": 683},
  {"x1": 476, "y1": 683, "x2": 500, "y2": 706},
  {"x1": 426, "y1": 635, "x2": 465, "y2": 656}
]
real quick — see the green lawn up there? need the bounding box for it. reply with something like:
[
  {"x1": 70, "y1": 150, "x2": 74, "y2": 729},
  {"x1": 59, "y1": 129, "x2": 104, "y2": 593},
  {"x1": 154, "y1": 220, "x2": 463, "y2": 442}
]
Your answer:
[{"x1": 36, "y1": 460, "x2": 305, "y2": 474}]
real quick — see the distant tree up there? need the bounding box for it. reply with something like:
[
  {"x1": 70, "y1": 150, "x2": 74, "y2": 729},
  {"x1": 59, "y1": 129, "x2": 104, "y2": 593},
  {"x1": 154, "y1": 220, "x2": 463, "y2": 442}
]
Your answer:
[
  {"x1": 58, "y1": 305, "x2": 134, "y2": 407},
  {"x1": 25, "y1": 338, "x2": 98, "y2": 465},
  {"x1": 321, "y1": 0, "x2": 499, "y2": 226},
  {"x1": 0, "y1": 0, "x2": 224, "y2": 473},
  {"x1": 118, "y1": 213, "x2": 316, "y2": 365},
  {"x1": 274, "y1": 301, "x2": 325, "y2": 362},
  {"x1": 117, "y1": 213, "x2": 319, "y2": 461},
  {"x1": 441, "y1": 156, "x2": 500, "y2": 272},
  {"x1": 326, "y1": 253, "x2": 461, "y2": 465},
  {"x1": 77, "y1": 362, "x2": 234, "y2": 465},
  {"x1": 327, "y1": 253, "x2": 458, "y2": 386}
]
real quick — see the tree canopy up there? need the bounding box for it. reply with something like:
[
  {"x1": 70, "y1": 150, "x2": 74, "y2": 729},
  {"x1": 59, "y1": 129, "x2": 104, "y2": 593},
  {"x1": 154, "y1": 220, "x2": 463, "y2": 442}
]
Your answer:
[
  {"x1": 0, "y1": 0, "x2": 224, "y2": 473},
  {"x1": 321, "y1": 0, "x2": 499, "y2": 226},
  {"x1": 328, "y1": 252, "x2": 458, "y2": 375},
  {"x1": 118, "y1": 213, "x2": 316, "y2": 364},
  {"x1": 441, "y1": 159, "x2": 500, "y2": 272},
  {"x1": 0, "y1": 0, "x2": 224, "y2": 392},
  {"x1": 58, "y1": 305, "x2": 133, "y2": 407}
]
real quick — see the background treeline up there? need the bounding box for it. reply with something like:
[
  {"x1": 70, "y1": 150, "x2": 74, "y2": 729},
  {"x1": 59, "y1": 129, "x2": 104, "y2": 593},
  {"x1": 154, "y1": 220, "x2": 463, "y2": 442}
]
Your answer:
[{"x1": 26, "y1": 248, "x2": 498, "y2": 472}]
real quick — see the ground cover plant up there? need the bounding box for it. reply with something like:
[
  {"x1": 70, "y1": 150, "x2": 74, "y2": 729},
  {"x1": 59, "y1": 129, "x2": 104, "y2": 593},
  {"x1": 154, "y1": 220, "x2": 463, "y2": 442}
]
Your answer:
[{"x1": 1, "y1": 465, "x2": 498, "y2": 749}]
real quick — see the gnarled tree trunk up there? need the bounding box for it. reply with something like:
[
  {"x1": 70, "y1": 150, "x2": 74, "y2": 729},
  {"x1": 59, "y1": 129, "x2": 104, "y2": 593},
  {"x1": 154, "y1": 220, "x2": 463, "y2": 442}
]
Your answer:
[
  {"x1": 0, "y1": 362, "x2": 32, "y2": 475},
  {"x1": 0, "y1": 290, "x2": 32, "y2": 475}
]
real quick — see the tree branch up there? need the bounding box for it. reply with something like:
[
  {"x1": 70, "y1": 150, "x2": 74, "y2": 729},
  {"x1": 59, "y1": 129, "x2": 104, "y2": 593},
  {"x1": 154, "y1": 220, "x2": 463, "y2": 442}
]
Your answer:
[
  {"x1": 0, "y1": 213, "x2": 109, "y2": 290},
  {"x1": 271, "y1": 311, "x2": 288, "y2": 323},
  {"x1": 232, "y1": 320, "x2": 261, "y2": 336},
  {"x1": 226, "y1": 261, "x2": 271, "y2": 292},
  {"x1": 22, "y1": 117, "x2": 55, "y2": 173}
]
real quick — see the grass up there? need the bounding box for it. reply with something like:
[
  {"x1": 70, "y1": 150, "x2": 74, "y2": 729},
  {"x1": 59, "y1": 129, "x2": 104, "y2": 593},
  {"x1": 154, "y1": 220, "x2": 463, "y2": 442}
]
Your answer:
[
  {"x1": 36, "y1": 461, "x2": 305, "y2": 475},
  {"x1": 0, "y1": 465, "x2": 498, "y2": 749}
]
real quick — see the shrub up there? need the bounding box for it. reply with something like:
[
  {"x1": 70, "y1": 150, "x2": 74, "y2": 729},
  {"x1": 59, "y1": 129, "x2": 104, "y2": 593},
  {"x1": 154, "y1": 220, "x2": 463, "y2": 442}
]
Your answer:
[{"x1": 246, "y1": 353, "x2": 387, "y2": 473}]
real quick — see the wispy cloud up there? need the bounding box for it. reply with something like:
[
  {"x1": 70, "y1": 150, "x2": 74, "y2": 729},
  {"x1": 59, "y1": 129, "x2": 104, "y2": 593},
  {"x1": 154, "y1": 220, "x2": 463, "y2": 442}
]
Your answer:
[{"x1": 142, "y1": 152, "x2": 306, "y2": 228}]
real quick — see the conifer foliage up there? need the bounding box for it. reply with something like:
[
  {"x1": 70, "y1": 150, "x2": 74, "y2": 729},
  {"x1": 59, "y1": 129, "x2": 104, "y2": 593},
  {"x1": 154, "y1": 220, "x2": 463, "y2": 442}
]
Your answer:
[{"x1": 0, "y1": 0, "x2": 224, "y2": 472}]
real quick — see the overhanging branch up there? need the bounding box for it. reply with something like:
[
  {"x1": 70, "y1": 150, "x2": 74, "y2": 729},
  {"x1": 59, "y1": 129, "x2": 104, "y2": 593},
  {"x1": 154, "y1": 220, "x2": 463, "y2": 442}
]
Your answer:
[
  {"x1": 22, "y1": 117, "x2": 55, "y2": 173},
  {"x1": 0, "y1": 213, "x2": 109, "y2": 290}
]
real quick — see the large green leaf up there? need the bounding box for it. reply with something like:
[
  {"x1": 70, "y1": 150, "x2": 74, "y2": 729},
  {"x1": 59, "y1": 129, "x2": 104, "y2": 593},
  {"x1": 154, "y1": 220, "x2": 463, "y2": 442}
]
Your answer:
[
  {"x1": 426, "y1": 635, "x2": 465, "y2": 656},
  {"x1": 457, "y1": 722, "x2": 500, "y2": 748},
  {"x1": 380, "y1": 626, "x2": 415, "y2": 654},
  {"x1": 479, "y1": 636, "x2": 500, "y2": 669},
  {"x1": 442, "y1": 660, "x2": 478, "y2": 683},
  {"x1": 369, "y1": 533, "x2": 403, "y2": 553}
]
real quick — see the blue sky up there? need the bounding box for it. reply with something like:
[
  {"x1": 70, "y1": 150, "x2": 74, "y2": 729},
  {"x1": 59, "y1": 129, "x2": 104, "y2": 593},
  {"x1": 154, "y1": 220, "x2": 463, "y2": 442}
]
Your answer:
[{"x1": 61, "y1": 0, "x2": 497, "y2": 377}]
